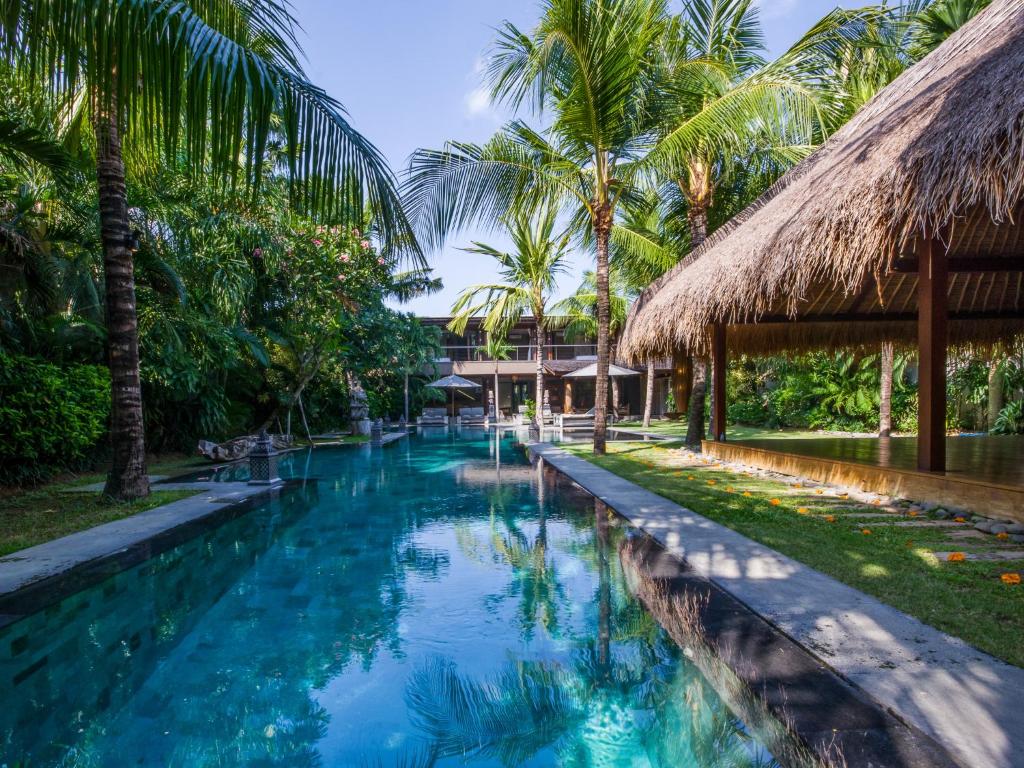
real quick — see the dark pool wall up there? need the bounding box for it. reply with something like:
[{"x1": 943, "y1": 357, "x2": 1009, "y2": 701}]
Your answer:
[{"x1": 0, "y1": 484, "x2": 319, "y2": 761}]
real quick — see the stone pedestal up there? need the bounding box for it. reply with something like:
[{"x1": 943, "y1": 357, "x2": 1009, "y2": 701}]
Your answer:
[
  {"x1": 370, "y1": 418, "x2": 384, "y2": 445},
  {"x1": 248, "y1": 429, "x2": 280, "y2": 485},
  {"x1": 352, "y1": 419, "x2": 372, "y2": 436}
]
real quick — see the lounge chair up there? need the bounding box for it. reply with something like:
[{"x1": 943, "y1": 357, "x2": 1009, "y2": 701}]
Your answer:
[
  {"x1": 557, "y1": 407, "x2": 597, "y2": 430},
  {"x1": 459, "y1": 406, "x2": 486, "y2": 426},
  {"x1": 417, "y1": 407, "x2": 448, "y2": 427}
]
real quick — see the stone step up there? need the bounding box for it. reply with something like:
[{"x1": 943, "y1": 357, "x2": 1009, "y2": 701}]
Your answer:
[{"x1": 935, "y1": 551, "x2": 1024, "y2": 562}]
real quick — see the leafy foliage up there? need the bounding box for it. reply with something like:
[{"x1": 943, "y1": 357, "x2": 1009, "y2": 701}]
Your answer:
[{"x1": 0, "y1": 352, "x2": 110, "y2": 483}]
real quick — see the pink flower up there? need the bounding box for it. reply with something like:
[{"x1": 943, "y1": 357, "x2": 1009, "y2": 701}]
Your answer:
[
  {"x1": 313, "y1": 239, "x2": 323, "y2": 247},
  {"x1": 377, "y1": 257, "x2": 386, "y2": 265},
  {"x1": 337, "y1": 274, "x2": 346, "y2": 281},
  {"x1": 339, "y1": 253, "x2": 350, "y2": 262},
  {"x1": 351, "y1": 227, "x2": 361, "y2": 238},
  {"x1": 252, "y1": 247, "x2": 263, "y2": 259},
  {"x1": 361, "y1": 240, "x2": 371, "y2": 249}
]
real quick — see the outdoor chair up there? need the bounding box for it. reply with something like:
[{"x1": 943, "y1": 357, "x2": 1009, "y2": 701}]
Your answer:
[
  {"x1": 459, "y1": 406, "x2": 486, "y2": 426},
  {"x1": 417, "y1": 407, "x2": 448, "y2": 427}
]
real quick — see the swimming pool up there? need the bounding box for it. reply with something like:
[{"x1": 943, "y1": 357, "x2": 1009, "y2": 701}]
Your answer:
[{"x1": 1, "y1": 429, "x2": 777, "y2": 766}]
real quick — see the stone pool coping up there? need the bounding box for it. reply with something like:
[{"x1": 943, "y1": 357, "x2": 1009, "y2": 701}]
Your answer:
[
  {"x1": 530, "y1": 442, "x2": 1024, "y2": 768},
  {"x1": 0, "y1": 480, "x2": 291, "y2": 628}
]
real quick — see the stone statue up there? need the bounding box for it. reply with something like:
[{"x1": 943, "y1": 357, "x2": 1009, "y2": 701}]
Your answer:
[{"x1": 350, "y1": 378, "x2": 372, "y2": 436}]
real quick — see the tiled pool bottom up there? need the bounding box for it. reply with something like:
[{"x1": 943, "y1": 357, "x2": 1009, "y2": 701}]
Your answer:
[{"x1": 2, "y1": 432, "x2": 777, "y2": 767}]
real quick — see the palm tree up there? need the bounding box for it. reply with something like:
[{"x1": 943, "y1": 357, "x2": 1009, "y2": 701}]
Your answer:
[
  {"x1": 644, "y1": 0, "x2": 877, "y2": 444},
  {"x1": 0, "y1": 0, "x2": 415, "y2": 499},
  {"x1": 405, "y1": 0, "x2": 666, "y2": 453},
  {"x1": 449, "y1": 206, "x2": 571, "y2": 427},
  {"x1": 476, "y1": 332, "x2": 512, "y2": 419}
]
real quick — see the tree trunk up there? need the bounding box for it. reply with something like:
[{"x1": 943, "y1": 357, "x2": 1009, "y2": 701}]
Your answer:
[
  {"x1": 879, "y1": 342, "x2": 894, "y2": 437},
  {"x1": 642, "y1": 358, "x2": 655, "y2": 428},
  {"x1": 686, "y1": 357, "x2": 708, "y2": 446},
  {"x1": 494, "y1": 366, "x2": 500, "y2": 421},
  {"x1": 593, "y1": 205, "x2": 613, "y2": 454},
  {"x1": 95, "y1": 104, "x2": 149, "y2": 501},
  {"x1": 988, "y1": 358, "x2": 1004, "y2": 431},
  {"x1": 685, "y1": 200, "x2": 710, "y2": 448},
  {"x1": 535, "y1": 319, "x2": 545, "y2": 427}
]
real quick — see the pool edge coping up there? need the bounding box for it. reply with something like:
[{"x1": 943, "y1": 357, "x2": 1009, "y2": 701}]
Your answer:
[
  {"x1": 0, "y1": 480, "x2": 297, "y2": 627},
  {"x1": 529, "y1": 441, "x2": 1024, "y2": 768}
]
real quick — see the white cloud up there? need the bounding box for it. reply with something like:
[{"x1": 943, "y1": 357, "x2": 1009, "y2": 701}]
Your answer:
[{"x1": 464, "y1": 86, "x2": 492, "y2": 117}]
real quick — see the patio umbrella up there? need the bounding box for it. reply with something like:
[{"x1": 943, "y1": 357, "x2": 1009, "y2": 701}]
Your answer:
[
  {"x1": 426, "y1": 374, "x2": 482, "y2": 417},
  {"x1": 564, "y1": 362, "x2": 641, "y2": 378}
]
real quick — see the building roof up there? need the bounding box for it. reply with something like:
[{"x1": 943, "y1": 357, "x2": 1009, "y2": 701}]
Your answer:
[{"x1": 621, "y1": 0, "x2": 1024, "y2": 359}]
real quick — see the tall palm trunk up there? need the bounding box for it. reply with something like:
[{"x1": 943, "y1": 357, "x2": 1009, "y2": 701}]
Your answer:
[
  {"x1": 534, "y1": 319, "x2": 545, "y2": 427},
  {"x1": 642, "y1": 358, "x2": 655, "y2": 428},
  {"x1": 593, "y1": 204, "x2": 613, "y2": 454},
  {"x1": 685, "y1": 190, "x2": 711, "y2": 448},
  {"x1": 988, "y1": 359, "x2": 1004, "y2": 431},
  {"x1": 95, "y1": 104, "x2": 149, "y2": 500},
  {"x1": 879, "y1": 342, "x2": 894, "y2": 438},
  {"x1": 493, "y1": 364, "x2": 500, "y2": 421}
]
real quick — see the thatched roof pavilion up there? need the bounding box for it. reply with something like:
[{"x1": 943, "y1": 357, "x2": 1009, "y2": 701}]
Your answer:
[
  {"x1": 620, "y1": 0, "x2": 1024, "y2": 472},
  {"x1": 621, "y1": 0, "x2": 1024, "y2": 362}
]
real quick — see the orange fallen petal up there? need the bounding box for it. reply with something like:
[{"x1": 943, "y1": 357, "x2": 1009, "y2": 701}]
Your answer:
[
  {"x1": 946, "y1": 552, "x2": 966, "y2": 562},
  {"x1": 1001, "y1": 573, "x2": 1021, "y2": 585},
  {"x1": 954, "y1": 517, "x2": 966, "y2": 523},
  {"x1": 707, "y1": 480, "x2": 716, "y2": 486},
  {"x1": 742, "y1": 491, "x2": 752, "y2": 497},
  {"x1": 824, "y1": 515, "x2": 836, "y2": 523},
  {"x1": 769, "y1": 498, "x2": 781, "y2": 506},
  {"x1": 997, "y1": 532, "x2": 1009, "y2": 540},
  {"x1": 797, "y1": 507, "x2": 809, "y2": 515},
  {"x1": 815, "y1": 489, "x2": 824, "y2": 495},
  {"x1": 861, "y1": 529, "x2": 872, "y2": 535}
]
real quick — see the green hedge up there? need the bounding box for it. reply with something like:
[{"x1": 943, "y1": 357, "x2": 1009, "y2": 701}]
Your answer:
[{"x1": 0, "y1": 353, "x2": 111, "y2": 484}]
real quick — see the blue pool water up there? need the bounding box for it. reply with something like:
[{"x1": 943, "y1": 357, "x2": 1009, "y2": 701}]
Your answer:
[{"x1": 1, "y1": 430, "x2": 775, "y2": 767}]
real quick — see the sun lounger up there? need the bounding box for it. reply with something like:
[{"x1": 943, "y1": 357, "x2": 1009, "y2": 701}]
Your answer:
[{"x1": 417, "y1": 407, "x2": 448, "y2": 427}]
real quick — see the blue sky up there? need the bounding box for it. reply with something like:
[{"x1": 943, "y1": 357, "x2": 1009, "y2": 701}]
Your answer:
[{"x1": 292, "y1": 0, "x2": 860, "y2": 316}]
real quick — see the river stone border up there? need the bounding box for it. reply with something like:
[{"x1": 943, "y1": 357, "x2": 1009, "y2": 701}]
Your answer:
[{"x1": 529, "y1": 442, "x2": 1024, "y2": 768}]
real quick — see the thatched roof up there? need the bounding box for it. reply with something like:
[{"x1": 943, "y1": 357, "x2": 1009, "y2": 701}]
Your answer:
[{"x1": 621, "y1": 0, "x2": 1024, "y2": 359}]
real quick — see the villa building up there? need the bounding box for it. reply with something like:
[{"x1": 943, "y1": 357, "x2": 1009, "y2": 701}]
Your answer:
[{"x1": 419, "y1": 316, "x2": 673, "y2": 419}]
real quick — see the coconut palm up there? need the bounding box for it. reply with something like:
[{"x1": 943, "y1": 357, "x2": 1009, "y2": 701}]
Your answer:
[
  {"x1": 449, "y1": 205, "x2": 571, "y2": 427},
  {"x1": 405, "y1": 0, "x2": 666, "y2": 453},
  {"x1": 476, "y1": 332, "x2": 512, "y2": 418},
  {"x1": 0, "y1": 0, "x2": 415, "y2": 499},
  {"x1": 643, "y1": 1, "x2": 886, "y2": 444}
]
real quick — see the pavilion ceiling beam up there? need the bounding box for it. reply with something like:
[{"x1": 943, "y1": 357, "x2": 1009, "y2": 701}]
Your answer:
[
  {"x1": 891, "y1": 256, "x2": 1024, "y2": 273},
  {"x1": 744, "y1": 309, "x2": 1024, "y2": 325}
]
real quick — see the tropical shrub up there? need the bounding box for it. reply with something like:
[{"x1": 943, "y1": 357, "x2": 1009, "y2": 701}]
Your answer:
[
  {"x1": 992, "y1": 400, "x2": 1024, "y2": 435},
  {"x1": 0, "y1": 353, "x2": 110, "y2": 484}
]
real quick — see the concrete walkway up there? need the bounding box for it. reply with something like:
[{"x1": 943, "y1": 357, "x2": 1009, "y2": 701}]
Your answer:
[{"x1": 530, "y1": 443, "x2": 1024, "y2": 768}]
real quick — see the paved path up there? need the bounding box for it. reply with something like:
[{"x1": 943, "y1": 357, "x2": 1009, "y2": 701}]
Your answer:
[{"x1": 530, "y1": 443, "x2": 1024, "y2": 768}]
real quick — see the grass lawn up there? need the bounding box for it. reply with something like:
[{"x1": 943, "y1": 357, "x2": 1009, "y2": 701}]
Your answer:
[
  {"x1": 611, "y1": 421, "x2": 838, "y2": 441},
  {"x1": 0, "y1": 454, "x2": 209, "y2": 557},
  {"x1": 565, "y1": 440, "x2": 1024, "y2": 668}
]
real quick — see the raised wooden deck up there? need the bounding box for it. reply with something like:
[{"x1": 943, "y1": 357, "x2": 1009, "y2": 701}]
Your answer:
[{"x1": 702, "y1": 435, "x2": 1024, "y2": 523}]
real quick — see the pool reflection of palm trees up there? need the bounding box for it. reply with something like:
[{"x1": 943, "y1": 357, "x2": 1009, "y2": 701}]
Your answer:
[{"x1": 417, "y1": 482, "x2": 778, "y2": 767}]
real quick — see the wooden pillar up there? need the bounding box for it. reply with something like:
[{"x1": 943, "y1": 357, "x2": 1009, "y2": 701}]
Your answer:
[
  {"x1": 671, "y1": 350, "x2": 692, "y2": 416},
  {"x1": 711, "y1": 323, "x2": 727, "y2": 441},
  {"x1": 563, "y1": 379, "x2": 573, "y2": 413},
  {"x1": 917, "y1": 237, "x2": 947, "y2": 472}
]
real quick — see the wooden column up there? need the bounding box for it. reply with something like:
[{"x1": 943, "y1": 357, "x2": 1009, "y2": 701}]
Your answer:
[
  {"x1": 711, "y1": 323, "x2": 727, "y2": 441},
  {"x1": 918, "y1": 237, "x2": 948, "y2": 472},
  {"x1": 671, "y1": 350, "x2": 692, "y2": 416}
]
